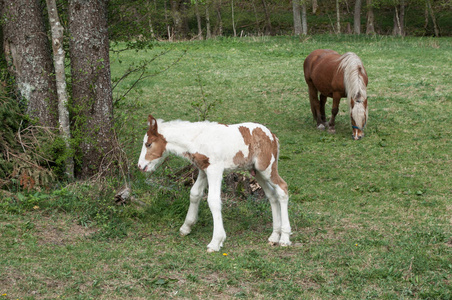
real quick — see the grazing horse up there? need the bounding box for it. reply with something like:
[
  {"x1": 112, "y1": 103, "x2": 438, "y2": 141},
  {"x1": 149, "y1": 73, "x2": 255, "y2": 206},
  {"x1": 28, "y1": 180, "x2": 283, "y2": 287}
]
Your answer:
[
  {"x1": 303, "y1": 49, "x2": 368, "y2": 140},
  {"x1": 138, "y1": 114, "x2": 291, "y2": 252}
]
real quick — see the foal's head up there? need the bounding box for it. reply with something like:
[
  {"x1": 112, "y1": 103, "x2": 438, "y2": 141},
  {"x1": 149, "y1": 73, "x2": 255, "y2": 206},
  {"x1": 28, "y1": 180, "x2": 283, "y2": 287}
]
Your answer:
[
  {"x1": 350, "y1": 92, "x2": 368, "y2": 140},
  {"x1": 137, "y1": 115, "x2": 167, "y2": 172}
]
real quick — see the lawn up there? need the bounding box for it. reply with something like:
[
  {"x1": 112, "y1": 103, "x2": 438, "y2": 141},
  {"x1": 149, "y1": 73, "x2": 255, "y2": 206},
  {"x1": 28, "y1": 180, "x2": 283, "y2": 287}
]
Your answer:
[{"x1": 1, "y1": 35, "x2": 451, "y2": 299}]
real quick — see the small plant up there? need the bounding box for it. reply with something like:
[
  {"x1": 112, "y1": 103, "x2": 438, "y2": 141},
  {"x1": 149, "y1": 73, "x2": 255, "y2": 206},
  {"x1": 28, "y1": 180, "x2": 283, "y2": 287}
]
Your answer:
[{"x1": 191, "y1": 72, "x2": 222, "y2": 121}]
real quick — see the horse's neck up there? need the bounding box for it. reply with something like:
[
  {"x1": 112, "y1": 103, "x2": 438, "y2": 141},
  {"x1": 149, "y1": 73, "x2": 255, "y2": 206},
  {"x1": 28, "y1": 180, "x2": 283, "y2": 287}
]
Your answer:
[{"x1": 159, "y1": 121, "x2": 206, "y2": 156}]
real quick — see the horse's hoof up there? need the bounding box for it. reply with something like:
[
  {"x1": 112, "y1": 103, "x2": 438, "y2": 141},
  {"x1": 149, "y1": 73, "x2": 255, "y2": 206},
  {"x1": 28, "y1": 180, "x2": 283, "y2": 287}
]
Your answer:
[
  {"x1": 328, "y1": 128, "x2": 336, "y2": 134},
  {"x1": 268, "y1": 241, "x2": 279, "y2": 246},
  {"x1": 317, "y1": 124, "x2": 326, "y2": 130},
  {"x1": 179, "y1": 225, "x2": 191, "y2": 236},
  {"x1": 206, "y1": 248, "x2": 216, "y2": 253}
]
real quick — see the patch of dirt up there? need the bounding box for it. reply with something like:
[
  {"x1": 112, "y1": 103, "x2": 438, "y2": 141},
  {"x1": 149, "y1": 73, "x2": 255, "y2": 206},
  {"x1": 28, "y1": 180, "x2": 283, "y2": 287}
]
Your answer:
[{"x1": 33, "y1": 215, "x2": 97, "y2": 246}]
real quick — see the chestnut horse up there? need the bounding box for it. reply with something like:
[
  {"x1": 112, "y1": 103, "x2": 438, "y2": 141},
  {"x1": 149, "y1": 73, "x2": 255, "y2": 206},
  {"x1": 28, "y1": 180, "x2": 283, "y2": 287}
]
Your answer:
[
  {"x1": 303, "y1": 49, "x2": 368, "y2": 140},
  {"x1": 138, "y1": 114, "x2": 291, "y2": 252}
]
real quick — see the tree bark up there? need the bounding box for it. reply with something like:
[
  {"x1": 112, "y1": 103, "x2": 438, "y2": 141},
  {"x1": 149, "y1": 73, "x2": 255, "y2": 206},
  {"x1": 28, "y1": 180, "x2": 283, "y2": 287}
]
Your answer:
[
  {"x1": 312, "y1": 0, "x2": 318, "y2": 13},
  {"x1": 68, "y1": 0, "x2": 114, "y2": 178},
  {"x1": 205, "y1": 2, "x2": 212, "y2": 39},
  {"x1": 393, "y1": 0, "x2": 405, "y2": 36},
  {"x1": 366, "y1": 0, "x2": 375, "y2": 34},
  {"x1": 426, "y1": 0, "x2": 440, "y2": 37},
  {"x1": 171, "y1": 0, "x2": 189, "y2": 39},
  {"x1": 231, "y1": 0, "x2": 237, "y2": 37},
  {"x1": 45, "y1": 0, "x2": 74, "y2": 179},
  {"x1": 292, "y1": 0, "x2": 302, "y2": 35},
  {"x1": 216, "y1": 0, "x2": 223, "y2": 36},
  {"x1": 354, "y1": 0, "x2": 362, "y2": 34},
  {"x1": 194, "y1": 0, "x2": 203, "y2": 40},
  {"x1": 1, "y1": 0, "x2": 58, "y2": 127},
  {"x1": 301, "y1": 0, "x2": 308, "y2": 35},
  {"x1": 336, "y1": 0, "x2": 341, "y2": 33},
  {"x1": 261, "y1": 0, "x2": 273, "y2": 35}
]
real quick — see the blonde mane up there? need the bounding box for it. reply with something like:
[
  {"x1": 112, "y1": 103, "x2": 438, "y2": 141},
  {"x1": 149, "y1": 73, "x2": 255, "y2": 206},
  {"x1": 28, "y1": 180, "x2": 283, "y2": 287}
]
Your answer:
[{"x1": 338, "y1": 52, "x2": 368, "y2": 128}]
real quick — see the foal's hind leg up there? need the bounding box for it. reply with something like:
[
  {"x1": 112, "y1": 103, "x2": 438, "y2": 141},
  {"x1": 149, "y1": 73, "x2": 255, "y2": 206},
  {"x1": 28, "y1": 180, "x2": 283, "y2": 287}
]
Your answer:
[
  {"x1": 180, "y1": 169, "x2": 207, "y2": 236},
  {"x1": 255, "y1": 170, "x2": 291, "y2": 247}
]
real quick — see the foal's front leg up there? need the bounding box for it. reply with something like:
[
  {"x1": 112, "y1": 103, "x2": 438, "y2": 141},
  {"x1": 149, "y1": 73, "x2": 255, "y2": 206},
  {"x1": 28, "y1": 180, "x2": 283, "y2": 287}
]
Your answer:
[
  {"x1": 180, "y1": 169, "x2": 207, "y2": 236},
  {"x1": 205, "y1": 168, "x2": 226, "y2": 253}
]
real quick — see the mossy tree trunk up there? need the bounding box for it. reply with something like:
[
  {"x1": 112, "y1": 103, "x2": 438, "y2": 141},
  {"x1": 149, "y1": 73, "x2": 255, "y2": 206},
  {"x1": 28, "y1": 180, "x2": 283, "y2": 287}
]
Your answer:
[
  {"x1": 1, "y1": 0, "x2": 58, "y2": 127},
  {"x1": 68, "y1": 0, "x2": 114, "y2": 179}
]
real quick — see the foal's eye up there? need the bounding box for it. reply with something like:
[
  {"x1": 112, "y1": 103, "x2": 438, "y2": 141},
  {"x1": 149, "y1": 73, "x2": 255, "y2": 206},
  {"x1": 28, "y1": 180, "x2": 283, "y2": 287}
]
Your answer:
[{"x1": 145, "y1": 142, "x2": 152, "y2": 148}]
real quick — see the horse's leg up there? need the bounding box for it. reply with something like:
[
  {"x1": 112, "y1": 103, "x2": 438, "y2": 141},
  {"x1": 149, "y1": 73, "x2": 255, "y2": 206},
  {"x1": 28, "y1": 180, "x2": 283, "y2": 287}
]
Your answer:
[
  {"x1": 205, "y1": 168, "x2": 226, "y2": 253},
  {"x1": 328, "y1": 92, "x2": 342, "y2": 133},
  {"x1": 320, "y1": 94, "x2": 328, "y2": 126},
  {"x1": 255, "y1": 170, "x2": 291, "y2": 246},
  {"x1": 308, "y1": 84, "x2": 324, "y2": 130},
  {"x1": 180, "y1": 169, "x2": 207, "y2": 236}
]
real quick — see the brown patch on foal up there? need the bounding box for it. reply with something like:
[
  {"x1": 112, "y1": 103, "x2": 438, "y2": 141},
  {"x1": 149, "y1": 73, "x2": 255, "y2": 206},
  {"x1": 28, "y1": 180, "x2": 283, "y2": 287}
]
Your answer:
[
  {"x1": 184, "y1": 152, "x2": 210, "y2": 170},
  {"x1": 236, "y1": 126, "x2": 288, "y2": 193}
]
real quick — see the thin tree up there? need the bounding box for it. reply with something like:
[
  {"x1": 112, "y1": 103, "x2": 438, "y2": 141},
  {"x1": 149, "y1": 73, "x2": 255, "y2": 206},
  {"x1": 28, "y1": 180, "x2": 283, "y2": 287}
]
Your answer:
[
  {"x1": 45, "y1": 0, "x2": 74, "y2": 179},
  {"x1": 393, "y1": 0, "x2": 405, "y2": 36},
  {"x1": 301, "y1": 0, "x2": 308, "y2": 35},
  {"x1": 1, "y1": 0, "x2": 58, "y2": 127},
  {"x1": 193, "y1": 0, "x2": 204, "y2": 39},
  {"x1": 262, "y1": 0, "x2": 273, "y2": 35},
  {"x1": 293, "y1": 0, "x2": 302, "y2": 35},
  {"x1": 336, "y1": 0, "x2": 341, "y2": 33},
  {"x1": 425, "y1": 0, "x2": 440, "y2": 36},
  {"x1": 366, "y1": 0, "x2": 376, "y2": 34},
  {"x1": 68, "y1": 0, "x2": 114, "y2": 178},
  {"x1": 231, "y1": 0, "x2": 237, "y2": 37},
  {"x1": 205, "y1": 1, "x2": 212, "y2": 39},
  {"x1": 354, "y1": 0, "x2": 362, "y2": 34}
]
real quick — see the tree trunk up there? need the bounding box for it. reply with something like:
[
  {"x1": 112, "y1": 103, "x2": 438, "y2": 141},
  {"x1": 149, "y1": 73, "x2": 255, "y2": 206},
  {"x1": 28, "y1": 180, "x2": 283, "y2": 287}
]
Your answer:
[
  {"x1": 164, "y1": 0, "x2": 172, "y2": 40},
  {"x1": 231, "y1": 0, "x2": 236, "y2": 37},
  {"x1": 354, "y1": 0, "x2": 362, "y2": 34},
  {"x1": 146, "y1": 0, "x2": 156, "y2": 39},
  {"x1": 205, "y1": 3, "x2": 212, "y2": 39},
  {"x1": 216, "y1": 0, "x2": 223, "y2": 36},
  {"x1": 393, "y1": 0, "x2": 405, "y2": 36},
  {"x1": 252, "y1": 0, "x2": 261, "y2": 34},
  {"x1": 426, "y1": 0, "x2": 440, "y2": 37},
  {"x1": 262, "y1": 0, "x2": 273, "y2": 35},
  {"x1": 301, "y1": 0, "x2": 308, "y2": 35},
  {"x1": 366, "y1": 0, "x2": 375, "y2": 34},
  {"x1": 312, "y1": 0, "x2": 318, "y2": 13},
  {"x1": 171, "y1": 0, "x2": 189, "y2": 39},
  {"x1": 1, "y1": 0, "x2": 58, "y2": 127},
  {"x1": 336, "y1": 0, "x2": 341, "y2": 33},
  {"x1": 68, "y1": 0, "x2": 114, "y2": 178},
  {"x1": 194, "y1": 0, "x2": 203, "y2": 40},
  {"x1": 292, "y1": 0, "x2": 302, "y2": 35},
  {"x1": 45, "y1": 0, "x2": 74, "y2": 179}
]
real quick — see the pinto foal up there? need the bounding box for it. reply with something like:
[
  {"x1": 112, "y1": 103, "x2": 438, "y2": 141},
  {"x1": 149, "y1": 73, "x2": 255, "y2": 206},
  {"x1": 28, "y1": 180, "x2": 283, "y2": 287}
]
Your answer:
[{"x1": 138, "y1": 115, "x2": 291, "y2": 252}]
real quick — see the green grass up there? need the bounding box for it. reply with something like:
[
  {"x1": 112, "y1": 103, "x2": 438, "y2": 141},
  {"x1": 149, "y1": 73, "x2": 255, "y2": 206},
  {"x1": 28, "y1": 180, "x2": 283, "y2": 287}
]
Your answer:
[{"x1": 1, "y1": 35, "x2": 452, "y2": 299}]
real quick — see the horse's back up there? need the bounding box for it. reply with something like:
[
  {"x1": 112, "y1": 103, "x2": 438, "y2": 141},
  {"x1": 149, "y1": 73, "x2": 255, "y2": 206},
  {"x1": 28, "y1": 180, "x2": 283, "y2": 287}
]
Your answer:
[{"x1": 303, "y1": 49, "x2": 340, "y2": 78}]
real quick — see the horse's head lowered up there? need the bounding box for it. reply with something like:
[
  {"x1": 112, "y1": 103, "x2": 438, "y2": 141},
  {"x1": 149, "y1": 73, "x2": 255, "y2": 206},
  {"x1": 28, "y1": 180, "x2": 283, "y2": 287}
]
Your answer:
[
  {"x1": 138, "y1": 115, "x2": 168, "y2": 172},
  {"x1": 350, "y1": 91, "x2": 368, "y2": 140}
]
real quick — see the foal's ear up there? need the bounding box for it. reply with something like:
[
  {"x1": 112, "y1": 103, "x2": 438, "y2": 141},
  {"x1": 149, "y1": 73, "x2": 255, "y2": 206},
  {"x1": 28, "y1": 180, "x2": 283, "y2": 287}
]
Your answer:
[{"x1": 147, "y1": 114, "x2": 158, "y2": 132}]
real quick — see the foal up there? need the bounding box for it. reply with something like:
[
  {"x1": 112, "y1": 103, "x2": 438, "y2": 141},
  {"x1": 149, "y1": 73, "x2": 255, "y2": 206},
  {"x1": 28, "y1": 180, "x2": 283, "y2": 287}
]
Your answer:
[{"x1": 138, "y1": 114, "x2": 291, "y2": 252}]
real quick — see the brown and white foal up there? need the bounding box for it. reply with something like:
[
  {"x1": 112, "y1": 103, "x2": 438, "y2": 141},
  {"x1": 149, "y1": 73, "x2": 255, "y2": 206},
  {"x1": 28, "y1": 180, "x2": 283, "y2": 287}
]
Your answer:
[{"x1": 138, "y1": 114, "x2": 291, "y2": 252}]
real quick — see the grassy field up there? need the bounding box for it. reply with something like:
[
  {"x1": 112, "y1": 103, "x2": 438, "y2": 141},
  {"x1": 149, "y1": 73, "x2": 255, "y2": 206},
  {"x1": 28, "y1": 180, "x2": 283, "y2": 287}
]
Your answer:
[{"x1": 1, "y1": 35, "x2": 452, "y2": 299}]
